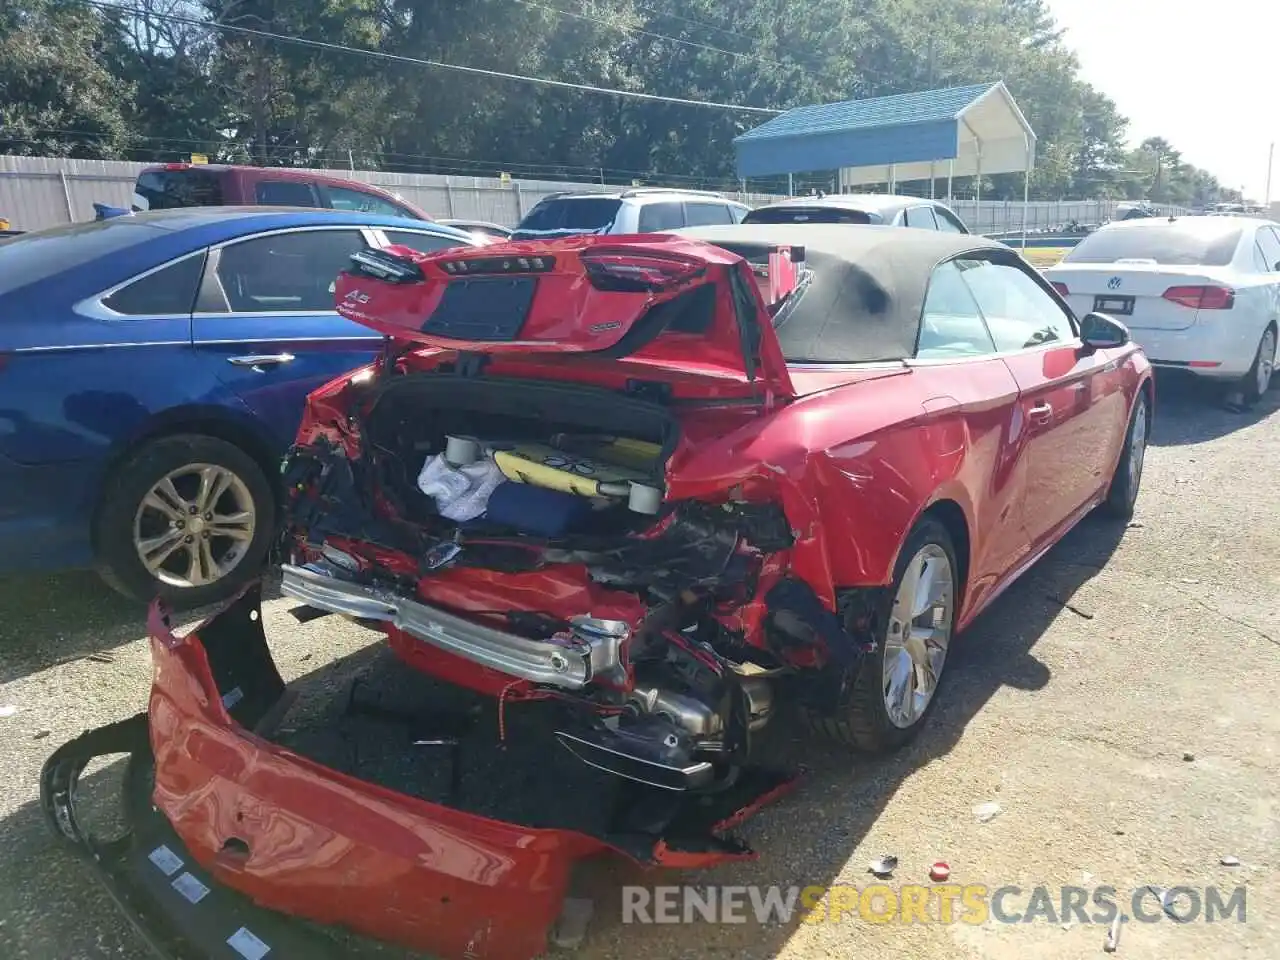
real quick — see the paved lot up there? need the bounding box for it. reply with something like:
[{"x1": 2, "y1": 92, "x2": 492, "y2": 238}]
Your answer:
[{"x1": 1, "y1": 378, "x2": 1277, "y2": 959}]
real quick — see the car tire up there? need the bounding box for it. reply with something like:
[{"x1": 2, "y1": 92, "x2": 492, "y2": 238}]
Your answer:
[
  {"x1": 804, "y1": 517, "x2": 958, "y2": 753},
  {"x1": 1099, "y1": 390, "x2": 1149, "y2": 521},
  {"x1": 1235, "y1": 325, "x2": 1276, "y2": 408},
  {"x1": 94, "y1": 434, "x2": 276, "y2": 610}
]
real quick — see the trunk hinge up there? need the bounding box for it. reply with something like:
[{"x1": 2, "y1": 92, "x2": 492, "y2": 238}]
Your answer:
[{"x1": 453, "y1": 351, "x2": 490, "y2": 378}]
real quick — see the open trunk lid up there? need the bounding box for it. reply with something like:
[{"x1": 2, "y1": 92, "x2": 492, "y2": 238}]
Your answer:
[
  {"x1": 333, "y1": 233, "x2": 796, "y2": 397},
  {"x1": 1046, "y1": 262, "x2": 1236, "y2": 331}
]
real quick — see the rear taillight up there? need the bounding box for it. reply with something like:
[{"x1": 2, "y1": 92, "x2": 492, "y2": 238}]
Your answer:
[
  {"x1": 580, "y1": 250, "x2": 705, "y2": 292},
  {"x1": 1050, "y1": 282, "x2": 1069, "y2": 297},
  {"x1": 162, "y1": 162, "x2": 191, "y2": 171},
  {"x1": 1162, "y1": 285, "x2": 1234, "y2": 310}
]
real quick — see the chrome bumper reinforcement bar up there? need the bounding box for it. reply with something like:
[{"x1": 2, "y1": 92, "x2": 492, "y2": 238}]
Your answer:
[{"x1": 280, "y1": 563, "x2": 621, "y2": 689}]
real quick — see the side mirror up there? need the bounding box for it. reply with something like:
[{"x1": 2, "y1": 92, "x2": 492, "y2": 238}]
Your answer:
[{"x1": 1080, "y1": 312, "x2": 1131, "y2": 350}]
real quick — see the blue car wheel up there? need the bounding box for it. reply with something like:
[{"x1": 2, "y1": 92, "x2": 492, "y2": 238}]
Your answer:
[{"x1": 94, "y1": 434, "x2": 276, "y2": 608}]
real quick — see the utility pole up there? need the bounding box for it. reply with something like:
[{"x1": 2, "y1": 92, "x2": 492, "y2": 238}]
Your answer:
[{"x1": 1266, "y1": 142, "x2": 1274, "y2": 207}]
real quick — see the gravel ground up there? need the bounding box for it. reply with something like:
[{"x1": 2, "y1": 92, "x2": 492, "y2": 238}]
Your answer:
[{"x1": 1, "y1": 376, "x2": 1277, "y2": 960}]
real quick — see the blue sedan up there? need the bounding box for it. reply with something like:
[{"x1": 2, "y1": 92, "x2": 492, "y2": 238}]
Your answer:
[{"x1": 0, "y1": 207, "x2": 476, "y2": 607}]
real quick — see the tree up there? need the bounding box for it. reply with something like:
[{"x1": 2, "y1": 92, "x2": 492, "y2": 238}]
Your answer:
[
  {"x1": 1074, "y1": 86, "x2": 1128, "y2": 197},
  {"x1": 0, "y1": 0, "x2": 1239, "y2": 206},
  {"x1": 0, "y1": 0, "x2": 135, "y2": 158}
]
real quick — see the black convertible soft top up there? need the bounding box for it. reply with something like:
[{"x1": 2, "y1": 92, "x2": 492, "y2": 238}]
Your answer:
[{"x1": 677, "y1": 223, "x2": 1013, "y2": 364}]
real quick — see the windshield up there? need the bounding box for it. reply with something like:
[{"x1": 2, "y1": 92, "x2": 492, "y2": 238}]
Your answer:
[
  {"x1": 743, "y1": 206, "x2": 876, "y2": 225},
  {"x1": 134, "y1": 169, "x2": 225, "y2": 210},
  {"x1": 1065, "y1": 223, "x2": 1242, "y2": 266},
  {"x1": 513, "y1": 198, "x2": 622, "y2": 236},
  {"x1": 0, "y1": 219, "x2": 167, "y2": 297}
]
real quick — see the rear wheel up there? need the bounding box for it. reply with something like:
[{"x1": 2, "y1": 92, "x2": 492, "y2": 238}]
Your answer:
[
  {"x1": 95, "y1": 434, "x2": 276, "y2": 609},
  {"x1": 1100, "y1": 391, "x2": 1149, "y2": 520},
  {"x1": 1234, "y1": 326, "x2": 1276, "y2": 408},
  {"x1": 805, "y1": 518, "x2": 958, "y2": 753}
]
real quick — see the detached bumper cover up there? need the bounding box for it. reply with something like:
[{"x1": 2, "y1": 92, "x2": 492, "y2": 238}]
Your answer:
[
  {"x1": 41, "y1": 715, "x2": 399, "y2": 960},
  {"x1": 41, "y1": 585, "x2": 798, "y2": 960}
]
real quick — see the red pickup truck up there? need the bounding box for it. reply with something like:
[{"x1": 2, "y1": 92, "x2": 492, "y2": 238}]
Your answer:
[{"x1": 131, "y1": 163, "x2": 434, "y2": 220}]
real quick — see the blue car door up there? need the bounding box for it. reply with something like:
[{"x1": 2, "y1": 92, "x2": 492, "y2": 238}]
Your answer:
[{"x1": 189, "y1": 226, "x2": 386, "y2": 446}]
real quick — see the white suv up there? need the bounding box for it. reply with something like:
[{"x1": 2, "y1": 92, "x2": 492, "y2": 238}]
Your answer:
[{"x1": 512, "y1": 188, "x2": 749, "y2": 240}]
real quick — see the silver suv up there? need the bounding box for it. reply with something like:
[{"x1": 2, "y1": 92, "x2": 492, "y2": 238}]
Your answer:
[{"x1": 512, "y1": 188, "x2": 749, "y2": 240}]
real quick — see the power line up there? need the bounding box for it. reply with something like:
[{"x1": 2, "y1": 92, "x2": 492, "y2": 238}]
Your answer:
[
  {"x1": 14, "y1": 126, "x2": 746, "y2": 185},
  {"x1": 84, "y1": 0, "x2": 782, "y2": 115},
  {"x1": 627, "y1": 1, "x2": 772, "y2": 48},
  {"x1": 509, "y1": 0, "x2": 793, "y2": 71}
]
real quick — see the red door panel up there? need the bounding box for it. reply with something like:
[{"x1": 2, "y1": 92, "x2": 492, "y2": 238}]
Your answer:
[
  {"x1": 1001, "y1": 345, "x2": 1114, "y2": 550},
  {"x1": 907, "y1": 360, "x2": 1031, "y2": 626}
]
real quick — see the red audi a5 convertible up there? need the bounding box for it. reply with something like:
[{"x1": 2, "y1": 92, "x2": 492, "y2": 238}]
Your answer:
[{"x1": 45, "y1": 224, "x2": 1152, "y2": 960}]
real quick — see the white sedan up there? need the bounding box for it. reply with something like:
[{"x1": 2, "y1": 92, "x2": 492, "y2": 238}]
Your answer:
[{"x1": 1045, "y1": 216, "x2": 1279, "y2": 405}]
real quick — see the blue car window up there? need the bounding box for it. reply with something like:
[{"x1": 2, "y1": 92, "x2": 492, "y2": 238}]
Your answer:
[
  {"x1": 215, "y1": 229, "x2": 366, "y2": 313},
  {"x1": 0, "y1": 219, "x2": 167, "y2": 297},
  {"x1": 382, "y1": 230, "x2": 470, "y2": 255},
  {"x1": 103, "y1": 254, "x2": 205, "y2": 316}
]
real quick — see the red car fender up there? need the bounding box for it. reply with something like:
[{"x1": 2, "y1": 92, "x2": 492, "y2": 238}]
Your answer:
[{"x1": 665, "y1": 387, "x2": 979, "y2": 610}]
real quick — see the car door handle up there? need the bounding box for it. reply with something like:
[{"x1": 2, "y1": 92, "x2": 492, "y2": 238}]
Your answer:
[
  {"x1": 1029, "y1": 402, "x2": 1053, "y2": 423},
  {"x1": 227, "y1": 353, "x2": 295, "y2": 371}
]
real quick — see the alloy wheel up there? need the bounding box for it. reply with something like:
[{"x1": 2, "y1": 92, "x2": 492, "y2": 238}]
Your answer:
[
  {"x1": 1128, "y1": 396, "x2": 1148, "y2": 494},
  {"x1": 132, "y1": 463, "x2": 256, "y2": 588},
  {"x1": 882, "y1": 543, "x2": 955, "y2": 729}
]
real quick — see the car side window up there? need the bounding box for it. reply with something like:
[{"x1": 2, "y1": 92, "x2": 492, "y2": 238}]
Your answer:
[
  {"x1": 916, "y1": 260, "x2": 997, "y2": 358},
  {"x1": 958, "y1": 258, "x2": 1076, "y2": 351},
  {"x1": 255, "y1": 180, "x2": 320, "y2": 207},
  {"x1": 102, "y1": 253, "x2": 205, "y2": 316},
  {"x1": 683, "y1": 202, "x2": 734, "y2": 226},
  {"x1": 1252, "y1": 240, "x2": 1271, "y2": 273},
  {"x1": 1255, "y1": 226, "x2": 1280, "y2": 272},
  {"x1": 328, "y1": 185, "x2": 415, "y2": 219},
  {"x1": 213, "y1": 230, "x2": 367, "y2": 313},
  {"x1": 381, "y1": 229, "x2": 471, "y2": 254},
  {"x1": 933, "y1": 208, "x2": 967, "y2": 234},
  {"x1": 638, "y1": 202, "x2": 686, "y2": 232},
  {"x1": 905, "y1": 206, "x2": 939, "y2": 230}
]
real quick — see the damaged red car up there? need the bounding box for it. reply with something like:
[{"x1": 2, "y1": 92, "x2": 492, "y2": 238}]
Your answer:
[{"x1": 43, "y1": 224, "x2": 1152, "y2": 959}]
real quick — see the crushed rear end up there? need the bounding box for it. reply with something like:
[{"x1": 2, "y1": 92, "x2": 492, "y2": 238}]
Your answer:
[
  {"x1": 41, "y1": 586, "x2": 798, "y2": 959},
  {"x1": 39, "y1": 233, "x2": 871, "y2": 958}
]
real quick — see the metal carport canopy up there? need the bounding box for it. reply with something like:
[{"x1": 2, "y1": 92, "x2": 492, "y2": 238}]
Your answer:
[{"x1": 732, "y1": 81, "x2": 1036, "y2": 187}]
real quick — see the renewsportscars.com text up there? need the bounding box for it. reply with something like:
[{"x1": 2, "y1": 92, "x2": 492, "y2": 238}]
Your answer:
[{"x1": 622, "y1": 884, "x2": 1247, "y2": 926}]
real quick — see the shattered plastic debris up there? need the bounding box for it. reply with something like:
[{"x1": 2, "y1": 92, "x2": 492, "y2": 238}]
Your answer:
[
  {"x1": 32, "y1": 729, "x2": 51, "y2": 740},
  {"x1": 1144, "y1": 885, "x2": 1185, "y2": 923},
  {"x1": 1181, "y1": 752, "x2": 1195, "y2": 762},
  {"x1": 973, "y1": 802, "x2": 1002, "y2": 823},
  {"x1": 1103, "y1": 912, "x2": 1122, "y2": 952},
  {"x1": 929, "y1": 862, "x2": 950, "y2": 882},
  {"x1": 0, "y1": 705, "x2": 16, "y2": 719},
  {"x1": 867, "y1": 855, "x2": 898, "y2": 878},
  {"x1": 1220, "y1": 856, "x2": 1241, "y2": 867},
  {"x1": 550, "y1": 898, "x2": 594, "y2": 950}
]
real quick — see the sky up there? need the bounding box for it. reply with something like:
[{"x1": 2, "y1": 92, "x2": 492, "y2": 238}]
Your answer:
[{"x1": 1045, "y1": 0, "x2": 1280, "y2": 202}]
